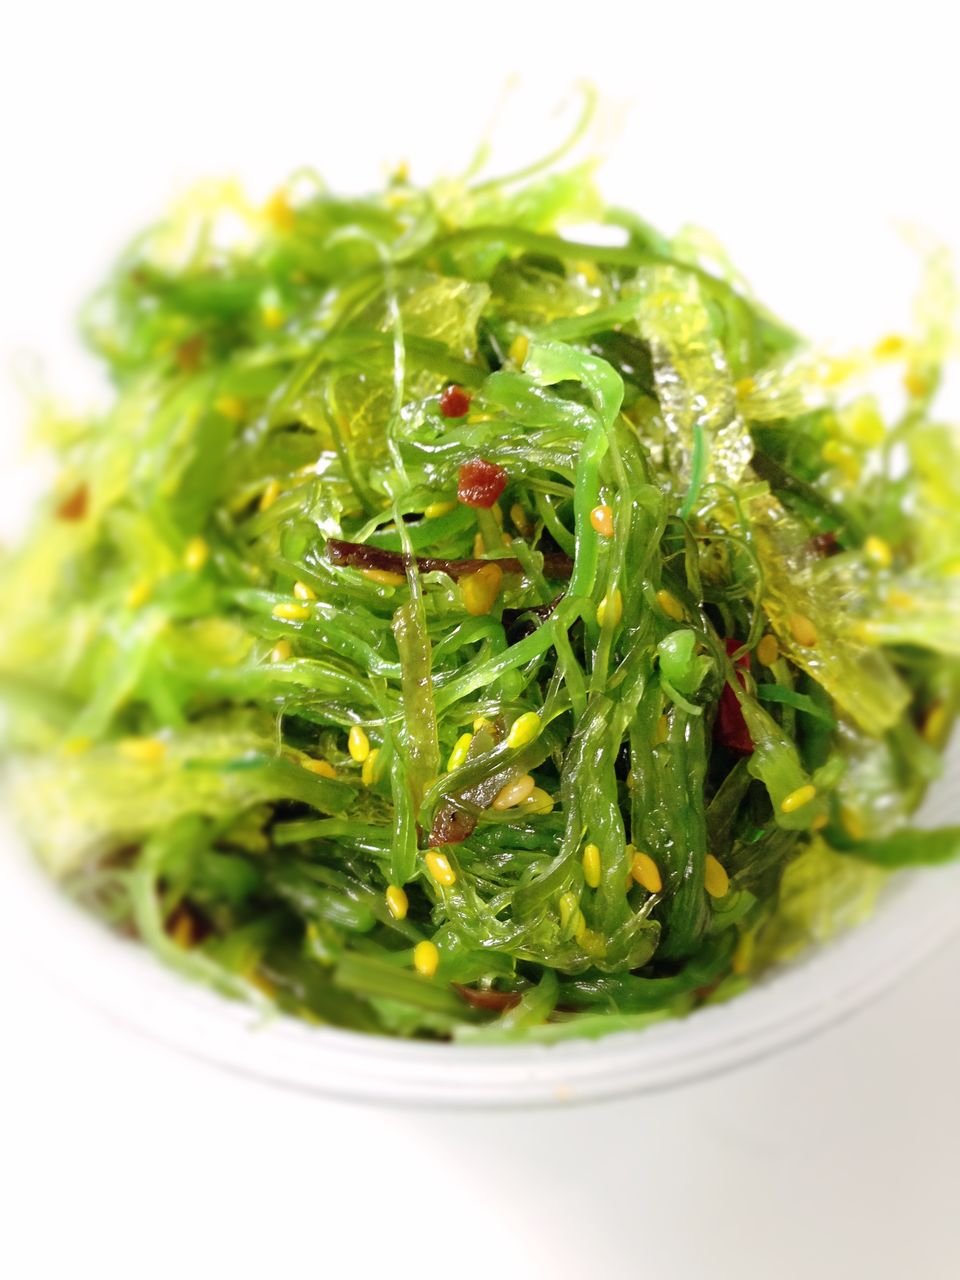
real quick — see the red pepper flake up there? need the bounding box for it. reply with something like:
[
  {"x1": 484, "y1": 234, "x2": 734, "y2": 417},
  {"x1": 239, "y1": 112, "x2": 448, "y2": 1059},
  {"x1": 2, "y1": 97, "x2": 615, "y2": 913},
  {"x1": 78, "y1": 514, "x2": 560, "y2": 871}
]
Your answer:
[
  {"x1": 457, "y1": 458, "x2": 508, "y2": 509},
  {"x1": 809, "y1": 530, "x2": 840, "y2": 557},
  {"x1": 164, "y1": 900, "x2": 211, "y2": 948},
  {"x1": 56, "y1": 483, "x2": 89, "y2": 522},
  {"x1": 724, "y1": 638, "x2": 751, "y2": 669},
  {"x1": 714, "y1": 638, "x2": 754, "y2": 754},
  {"x1": 693, "y1": 981, "x2": 723, "y2": 1002},
  {"x1": 175, "y1": 335, "x2": 205, "y2": 372},
  {"x1": 440, "y1": 384, "x2": 471, "y2": 418},
  {"x1": 453, "y1": 985, "x2": 523, "y2": 1012},
  {"x1": 430, "y1": 805, "x2": 478, "y2": 846},
  {"x1": 325, "y1": 538, "x2": 572, "y2": 582}
]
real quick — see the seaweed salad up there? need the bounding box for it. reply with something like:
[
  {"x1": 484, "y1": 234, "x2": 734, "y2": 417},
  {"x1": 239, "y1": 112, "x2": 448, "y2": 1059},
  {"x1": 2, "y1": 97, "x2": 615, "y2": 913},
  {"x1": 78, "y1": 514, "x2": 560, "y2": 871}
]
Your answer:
[{"x1": 3, "y1": 102, "x2": 959, "y2": 1042}]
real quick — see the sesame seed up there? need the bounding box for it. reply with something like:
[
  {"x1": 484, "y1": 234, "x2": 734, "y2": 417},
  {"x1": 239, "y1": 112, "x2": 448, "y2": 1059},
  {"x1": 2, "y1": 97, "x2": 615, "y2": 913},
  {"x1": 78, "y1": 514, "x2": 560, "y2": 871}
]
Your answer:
[
  {"x1": 425, "y1": 850, "x2": 456, "y2": 887},
  {"x1": 269, "y1": 639, "x2": 292, "y2": 663},
  {"x1": 704, "y1": 854, "x2": 729, "y2": 898},
  {"x1": 214, "y1": 395, "x2": 246, "y2": 421},
  {"x1": 361, "y1": 748, "x2": 380, "y2": 786},
  {"x1": 263, "y1": 190, "x2": 294, "y2": 231},
  {"x1": 582, "y1": 843, "x2": 602, "y2": 888},
  {"x1": 821, "y1": 440, "x2": 848, "y2": 462},
  {"x1": 788, "y1": 612, "x2": 818, "y2": 647},
  {"x1": 303, "y1": 758, "x2": 336, "y2": 779},
  {"x1": 863, "y1": 535, "x2": 893, "y2": 569},
  {"x1": 821, "y1": 440, "x2": 860, "y2": 482},
  {"x1": 923, "y1": 702, "x2": 947, "y2": 745},
  {"x1": 590, "y1": 504, "x2": 614, "y2": 537},
  {"x1": 348, "y1": 726, "x2": 370, "y2": 762},
  {"x1": 756, "y1": 634, "x2": 780, "y2": 666},
  {"x1": 362, "y1": 568, "x2": 406, "y2": 587},
  {"x1": 413, "y1": 940, "x2": 440, "y2": 977},
  {"x1": 169, "y1": 910, "x2": 196, "y2": 950},
  {"x1": 259, "y1": 478, "x2": 282, "y2": 512},
  {"x1": 559, "y1": 892, "x2": 581, "y2": 933},
  {"x1": 841, "y1": 808, "x2": 866, "y2": 840},
  {"x1": 462, "y1": 562, "x2": 503, "y2": 616},
  {"x1": 873, "y1": 334, "x2": 905, "y2": 358},
  {"x1": 446, "y1": 732, "x2": 473, "y2": 772},
  {"x1": 655, "y1": 588, "x2": 684, "y2": 621},
  {"x1": 507, "y1": 712, "x2": 541, "y2": 750},
  {"x1": 524, "y1": 787, "x2": 554, "y2": 814},
  {"x1": 575, "y1": 922, "x2": 606, "y2": 957},
  {"x1": 119, "y1": 737, "x2": 166, "y2": 765},
  {"x1": 780, "y1": 783, "x2": 817, "y2": 813},
  {"x1": 596, "y1": 587, "x2": 623, "y2": 628},
  {"x1": 385, "y1": 885, "x2": 408, "y2": 921},
  {"x1": 183, "y1": 536, "x2": 209, "y2": 572},
  {"x1": 423, "y1": 500, "x2": 456, "y2": 519},
  {"x1": 574, "y1": 259, "x2": 600, "y2": 286},
  {"x1": 491, "y1": 773, "x2": 536, "y2": 811},
  {"x1": 823, "y1": 357, "x2": 858, "y2": 387},
  {"x1": 510, "y1": 503, "x2": 531, "y2": 535},
  {"x1": 630, "y1": 850, "x2": 662, "y2": 894},
  {"x1": 886, "y1": 588, "x2": 915, "y2": 610},
  {"x1": 732, "y1": 932, "x2": 755, "y2": 975},
  {"x1": 125, "y1": 578, "x2": 152, "y2": 609},
  {"x1": 293, "y1": 580, "x2": 317, "y2": 601},
  {"x1": 845, "y1": 403, "x2": 886, "y2": 446},
  {"x1": 508, "y1": 334, "x2": 530, "y2": 366},
  {"x1": 272, "y1": 601, "x2": 310, "y2": 622}
]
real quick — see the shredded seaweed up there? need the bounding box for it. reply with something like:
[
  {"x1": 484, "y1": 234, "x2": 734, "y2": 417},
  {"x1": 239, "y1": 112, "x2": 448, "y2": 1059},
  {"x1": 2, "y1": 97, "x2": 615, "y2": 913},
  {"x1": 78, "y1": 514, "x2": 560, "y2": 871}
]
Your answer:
[{"x1": 2, "y1": 105, "x2": 958, "y2": 1040}]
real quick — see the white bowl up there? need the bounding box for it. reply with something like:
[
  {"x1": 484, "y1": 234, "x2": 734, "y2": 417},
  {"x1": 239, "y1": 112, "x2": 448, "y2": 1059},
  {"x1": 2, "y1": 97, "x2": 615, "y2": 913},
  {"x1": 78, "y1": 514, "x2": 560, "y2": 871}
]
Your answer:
[{"x1": 4, "y1": 738, "x2": 958, "y2": 1109}]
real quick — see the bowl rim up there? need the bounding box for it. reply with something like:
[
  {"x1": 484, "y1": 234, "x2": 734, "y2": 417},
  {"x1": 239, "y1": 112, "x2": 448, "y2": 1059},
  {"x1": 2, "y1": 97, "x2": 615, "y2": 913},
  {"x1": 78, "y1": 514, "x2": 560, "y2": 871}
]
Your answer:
[{"x1": 4, "y1": 816, "x2": 959, "y2": 1109}]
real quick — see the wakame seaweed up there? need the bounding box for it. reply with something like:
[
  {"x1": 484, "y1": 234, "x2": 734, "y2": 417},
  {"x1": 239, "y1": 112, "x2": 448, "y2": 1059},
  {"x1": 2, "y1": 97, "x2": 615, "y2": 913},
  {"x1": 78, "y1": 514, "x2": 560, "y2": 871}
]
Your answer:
[{"x1": 2, "y1": 115, "x2": 958, "y2": 1041}]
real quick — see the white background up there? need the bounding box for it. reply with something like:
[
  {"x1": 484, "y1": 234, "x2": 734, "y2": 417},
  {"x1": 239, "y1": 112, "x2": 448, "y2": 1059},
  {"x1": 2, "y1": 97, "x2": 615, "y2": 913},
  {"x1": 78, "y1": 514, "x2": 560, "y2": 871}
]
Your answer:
[
  {"x1": 1, "y1": 3, "x2": 958, "y2": 1277},
  {"x1": 2, "y1": 927, "x2": 959, "y2": 1280}
]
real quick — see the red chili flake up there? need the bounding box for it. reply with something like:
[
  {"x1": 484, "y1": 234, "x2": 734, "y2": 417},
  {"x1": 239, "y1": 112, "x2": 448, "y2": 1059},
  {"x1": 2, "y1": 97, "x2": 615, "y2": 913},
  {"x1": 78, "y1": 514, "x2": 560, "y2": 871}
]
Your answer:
[
  {"x1": 56, "y1": 483, "x2": 89, "y2": 522},
  {"x1": 724, "y1": 637, "x2": 751, "y2": 669},
  {"x1": 453, "y1": 985, "x2": 523, "y2": 1012},
  {"x1": 693, "y1": 981, "x2": 723, "y2": 1002},
  {"x1": 429, "y1": 805, "x2": 478, "y2": 846},
  {"x1": 440, "y1": 384, "x2": 471, "y2": 418},
  {"x1": 809, "y1": 530, "x2": 841, "y2": 557},
  {"x1": 325, "y1": 538, "x2": 572, "y2": 581},
  {"x1": 714, "y1": 638, "x2": 754, "y2": 754},
  {"x1": 175, "y1": 335, "x2": 205, "y2": 372},
  {"x1": 164, "y1": 900, "x2": 211, "y2": 948},
  {"x1": 457, "y1": 458, "x2": 508, "y2": 509}
]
